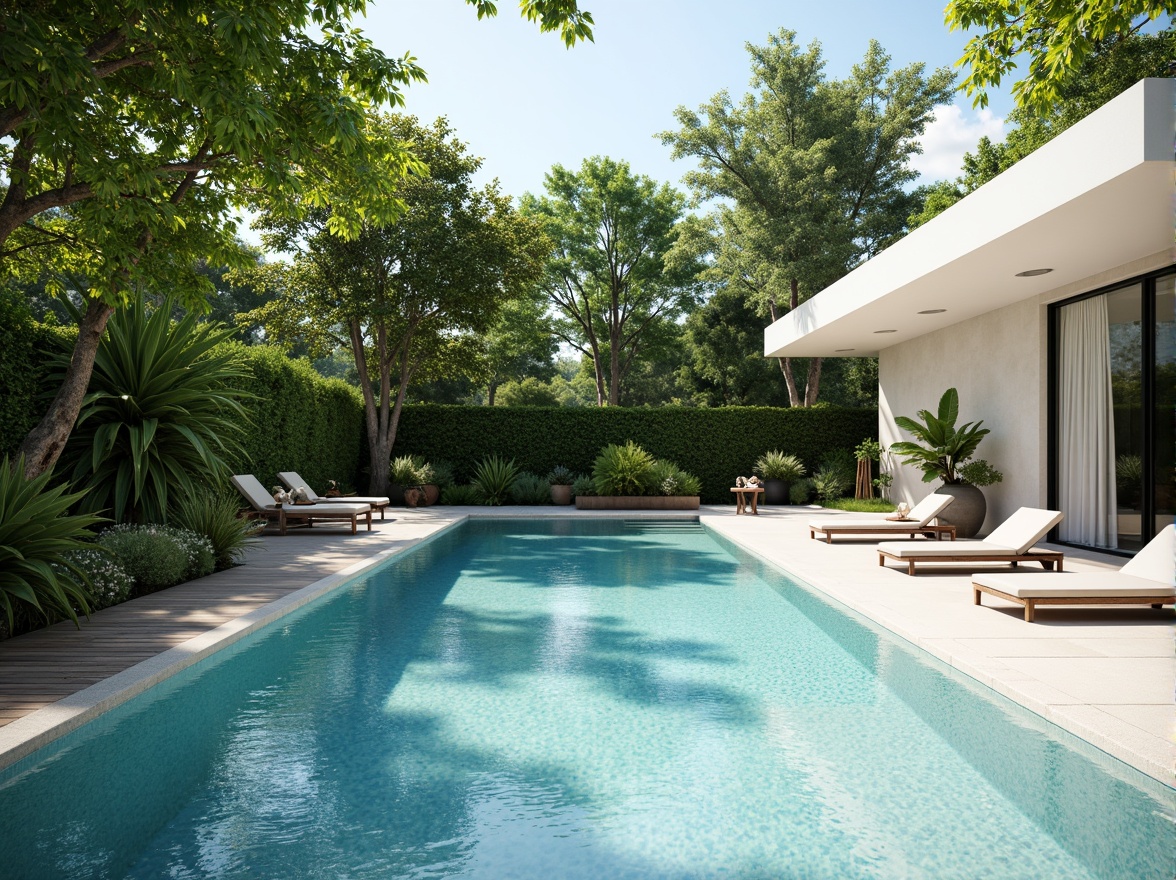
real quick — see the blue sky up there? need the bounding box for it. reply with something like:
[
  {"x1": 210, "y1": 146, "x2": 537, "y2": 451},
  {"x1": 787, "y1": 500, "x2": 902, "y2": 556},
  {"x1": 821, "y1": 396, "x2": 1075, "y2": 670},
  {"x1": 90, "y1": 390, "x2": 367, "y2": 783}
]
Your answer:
[{"x1": 359, "y1": 0, "x2": 1013, "y2": 202}]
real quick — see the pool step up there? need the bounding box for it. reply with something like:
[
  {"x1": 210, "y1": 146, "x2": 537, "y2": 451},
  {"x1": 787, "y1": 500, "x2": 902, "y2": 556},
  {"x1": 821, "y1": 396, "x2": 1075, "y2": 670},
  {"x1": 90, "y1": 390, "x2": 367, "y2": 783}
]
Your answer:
[{"x1": 622, "y1": 519, "x2": 703, "y2": 532}]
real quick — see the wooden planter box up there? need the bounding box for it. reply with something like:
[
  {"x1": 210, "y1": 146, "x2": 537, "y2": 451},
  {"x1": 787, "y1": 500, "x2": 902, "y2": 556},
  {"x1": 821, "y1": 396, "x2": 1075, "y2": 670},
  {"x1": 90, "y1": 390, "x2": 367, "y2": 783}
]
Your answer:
[{"x1": 575, "y1": 495, "x2": 700, "y2": 510}]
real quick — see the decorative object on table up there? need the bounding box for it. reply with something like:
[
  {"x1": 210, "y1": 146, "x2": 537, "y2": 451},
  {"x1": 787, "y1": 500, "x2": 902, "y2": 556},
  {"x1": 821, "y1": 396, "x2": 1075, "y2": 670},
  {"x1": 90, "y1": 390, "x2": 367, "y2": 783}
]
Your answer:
[
  {"x1": 854, "y1": 438, "x2": 883, "y2": 500},
  {"x1": 735, "y1": 475, "x2": 747, "y2": 488},
  {"x1": 746, "y1": 475, "x2": 761, "y2": 487},
  {"x1": 889, "y1": 387, "x2": 1000, "y2": 538},
  {"x1": 289, "y1": 486, "x2": 311, "y2": 503},
  {"x1": 896, "y1": 501, "x2": 911, "y2": 518},
  {"x1": 324, "y1": 480, "x2": 342, "y2": 498},
  {"x1": 271, "y1": 486, "x2": 288, "y2": 505},
  {"x1": 754, "y1": 450, "x2": 806, "y2": 505},
  {"x1": 547, "y1": 465, "x2": 575, "y2": 505}
]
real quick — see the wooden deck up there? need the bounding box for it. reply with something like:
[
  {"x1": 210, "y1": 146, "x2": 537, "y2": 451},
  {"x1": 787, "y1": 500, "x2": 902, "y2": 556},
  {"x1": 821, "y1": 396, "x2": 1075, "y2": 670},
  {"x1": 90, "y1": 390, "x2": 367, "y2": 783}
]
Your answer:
[{"x1": 0, "y1": 514, "x2": 459, "y2": 728}]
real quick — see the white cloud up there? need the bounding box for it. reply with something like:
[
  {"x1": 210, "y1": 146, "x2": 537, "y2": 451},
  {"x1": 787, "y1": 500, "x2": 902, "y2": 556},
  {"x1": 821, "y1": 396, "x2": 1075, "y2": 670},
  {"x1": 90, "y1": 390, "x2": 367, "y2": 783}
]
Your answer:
[{"x1": 910, "y1": 103, "x2": 1005, "y2": 183}]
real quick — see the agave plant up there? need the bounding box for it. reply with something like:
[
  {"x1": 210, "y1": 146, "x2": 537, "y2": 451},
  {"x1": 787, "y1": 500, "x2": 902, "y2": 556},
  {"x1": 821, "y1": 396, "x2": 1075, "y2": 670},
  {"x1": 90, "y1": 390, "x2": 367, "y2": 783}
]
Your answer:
[
  {"x1": 0, "y1": 455, "x2": 103, "y2": 630},
  {"x1": 889, "y1": 388, "x2": 989, "y2": 484},
  {"x1": 471, "y1": 455, "x2": 520, "y2": 506},
  {"x1": 58, "y1": 296, "x2": 251, "y2": 523}
]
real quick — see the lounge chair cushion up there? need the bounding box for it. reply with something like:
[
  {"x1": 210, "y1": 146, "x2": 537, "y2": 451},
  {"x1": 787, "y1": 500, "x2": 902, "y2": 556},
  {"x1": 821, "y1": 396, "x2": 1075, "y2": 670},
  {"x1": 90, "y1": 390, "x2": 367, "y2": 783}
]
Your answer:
[
  {"x1": 983, "y1": 508, "x2": 1064, "y2": 554},
  {"x1": 277, "y1": 471, "x2": 390, "y2": 506},
  {"x1": 877, "y1": 540, "x2": 1032, "y2": 558},
  {"x1": 233, "y1": 475, "x2": 370, "y2": 515},
  {"x1": 973, "y1": 571, "x2": 1175, "y2": 599},
  {"x1": 1119, "y1": 524, "x2": 1175, "y2": 584},
  {"x1": 809, "y1": 492, "x2": 954, "y2": 531},
  {"x1": 808, "y1": 518, "x2": 939, "y2": 531}
]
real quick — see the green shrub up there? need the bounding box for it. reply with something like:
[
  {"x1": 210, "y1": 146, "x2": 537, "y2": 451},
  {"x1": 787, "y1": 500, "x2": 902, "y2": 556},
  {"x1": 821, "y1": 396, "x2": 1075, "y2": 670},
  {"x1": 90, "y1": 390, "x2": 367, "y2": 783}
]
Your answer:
[
  {"x1": 812, "y1": 466, "x2": 852, "y2": 503},
  {"x1": 546, "y1": 465, "x2": 575, "y2": 486},
  {"x1": 56, "y1": 548, "x2": 133, "y2": 611},
  {"x1": 510, "y1": 472, "x2": 551, "y2": 505},
  {"x1": 753, "y1": 450, "x2": 806, "y2": 482},
  {"x1": 959, "y1": 459, "x2": 1004, "y2": 488},
  {"x1": 171, "y1": 490, "x2": 263, "y2": 571},
  {"x1": 430, "y1": 460, "x2": 456, "y2": 489},
  {"x1": 592, "y1": 441, "x2": 655, "y2": 496},
  {"x1": 0, "y1": 290, "x2": 73, "y2": 458},
  {"x1": 439, "y1": 484, "x2": 480, "y2": 505},
  {"x1": 98, "y1": 524, "x2": 214, "y2": 594},
  {"x1": 471, "y1": 455, "x2": 520, "y2": 506},
  {"x1": 389, "y1": 405, "x2": 876, "y2": 503},
  {"x1": 571, "y1": 474, "x2": 595, "y2": 498},
  {"x1": 58, "y1": 296, "x2": 251, "y2": 524},
  {"x1": 790, "y1": 478, "x2": 814, "y2": 505},
  {"x1": 647, "y1": 459, "x2": 702, "y2": 496},
  {"x1": 0, "y1": 455, "x2": 102, "y2": 629}
]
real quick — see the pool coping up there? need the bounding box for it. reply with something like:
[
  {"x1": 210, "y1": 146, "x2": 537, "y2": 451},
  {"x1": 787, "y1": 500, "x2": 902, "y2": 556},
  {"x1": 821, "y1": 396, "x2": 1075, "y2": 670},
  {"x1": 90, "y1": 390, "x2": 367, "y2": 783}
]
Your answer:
[{"x1": 0, "y1": 516, "x2": 470, "y2": 774}]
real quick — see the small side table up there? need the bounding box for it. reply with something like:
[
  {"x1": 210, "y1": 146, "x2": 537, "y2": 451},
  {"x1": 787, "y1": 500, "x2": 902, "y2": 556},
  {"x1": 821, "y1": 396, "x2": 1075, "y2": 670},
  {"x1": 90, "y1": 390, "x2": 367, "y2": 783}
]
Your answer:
[{"x1": 730, "y1": 486, "x2": 765, "y2": 515}]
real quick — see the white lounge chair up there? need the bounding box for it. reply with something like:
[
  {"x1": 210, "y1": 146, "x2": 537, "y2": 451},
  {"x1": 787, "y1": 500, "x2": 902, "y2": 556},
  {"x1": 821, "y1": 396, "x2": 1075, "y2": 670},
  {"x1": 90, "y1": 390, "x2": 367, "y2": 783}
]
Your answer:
[
  {"x1": 972, "y1": 525, "x2": 1176, "y2": 622},
  {"x1": 809, "y1": 493, "x2": 955, "y2": 543},
  {"x1": 277, "y1": 471, "x2": 390, "y2": 520},
  {"x1": 878, "y1": 507, "x2": 1064, "y2": 576},
  {"x1": 232, "y1": 474, "x2": 372, "y2": 536}
]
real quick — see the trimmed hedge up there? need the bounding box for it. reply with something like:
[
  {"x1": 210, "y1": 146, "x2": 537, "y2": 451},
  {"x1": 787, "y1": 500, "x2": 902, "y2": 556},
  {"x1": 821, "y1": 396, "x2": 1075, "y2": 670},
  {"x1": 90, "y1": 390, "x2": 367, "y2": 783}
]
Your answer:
[
  {"x1": 391, "y1": 405, "x2": 877, "y2": 504},
  {"x1": 0, "y1": 292, "x2": 72, "y2": 458},
  {"x1": 218, "y1": 343, "x2": 365, "y2": 493}
]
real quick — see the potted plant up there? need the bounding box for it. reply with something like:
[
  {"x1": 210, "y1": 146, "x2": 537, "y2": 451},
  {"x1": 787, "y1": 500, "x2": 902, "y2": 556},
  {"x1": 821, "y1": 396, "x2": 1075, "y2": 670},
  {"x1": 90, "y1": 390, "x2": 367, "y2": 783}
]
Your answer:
[
  {"x1": 753, "y1": 450, "x2": 806, "y2": 505},
  {"x1": 389, "y1": 455, "x2": 429, "y2": 506},
  {"x1": 888, "y1": 387, "x2": 997, "y2": 538},
  {"x1": 547, "y1": 465, "x2": 575, "y2": 505}
]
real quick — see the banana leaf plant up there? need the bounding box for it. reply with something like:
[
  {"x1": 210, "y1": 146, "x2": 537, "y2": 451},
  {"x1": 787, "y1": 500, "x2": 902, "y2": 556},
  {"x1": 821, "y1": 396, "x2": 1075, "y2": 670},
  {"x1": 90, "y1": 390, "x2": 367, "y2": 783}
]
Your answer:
[{"x1": 888, "y1": 388, "x2": 989, "y2": 484}]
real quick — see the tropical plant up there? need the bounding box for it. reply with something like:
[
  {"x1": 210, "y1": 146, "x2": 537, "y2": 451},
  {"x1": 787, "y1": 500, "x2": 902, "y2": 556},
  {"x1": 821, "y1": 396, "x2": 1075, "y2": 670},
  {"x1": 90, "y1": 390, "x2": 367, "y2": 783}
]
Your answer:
[
  {"x1": 889, "y1": 388, "x2": 990, "y2": 484},
  {"x1": 753, "y1": 450, "x2": 807, "y2": 482},
  {"x1": 571, "y1": 474, "x2": 596, "y2": 498},
  {"x1": 546, "y1": 465, "x2": 575, "y2": 486},
  {"x1": 390, "y1": 455, "x2": 434, "y2": 487},
  {"x1": 439, "y1": 484, "x2": 480, "y2": 505},
  {"x1": 592, "y1": 441, "x2": 656, "y2": 496},
  {"x1": 0, "y1": 455, "x2": 101, "y2": 629},
  {"x1": 471, "y1": 455, "x2": 520, "y2": 506},
  {"x1": 56, "y1": 296, "x2": 250, "y2": 524},
  {"x1": 1116, "y1": 454, "x2": 1144, "y2": 506},
  {"x1": 510, "y1": 472, "x2": 552, "y2": 505},
  {"x1": 959, "y1": 459, "x2": 1004, "y2": 488},
  {"x1": 171, "y1": 490, "x2": 264, "y2": 571}
]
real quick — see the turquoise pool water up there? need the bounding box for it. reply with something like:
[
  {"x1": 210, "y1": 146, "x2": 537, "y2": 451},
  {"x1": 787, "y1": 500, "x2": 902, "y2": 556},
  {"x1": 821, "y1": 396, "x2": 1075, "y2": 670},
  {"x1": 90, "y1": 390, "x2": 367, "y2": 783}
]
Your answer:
[{"x1": 0, "y1": 519, "x2": 1172, "y2": 878}]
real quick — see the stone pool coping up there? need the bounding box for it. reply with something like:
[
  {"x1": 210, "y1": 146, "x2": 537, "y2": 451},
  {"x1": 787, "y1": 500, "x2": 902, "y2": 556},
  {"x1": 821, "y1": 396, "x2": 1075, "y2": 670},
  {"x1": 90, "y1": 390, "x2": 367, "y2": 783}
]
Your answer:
[{"x1": 0, "y1": 506, "x2": 1171, "y2": 790}]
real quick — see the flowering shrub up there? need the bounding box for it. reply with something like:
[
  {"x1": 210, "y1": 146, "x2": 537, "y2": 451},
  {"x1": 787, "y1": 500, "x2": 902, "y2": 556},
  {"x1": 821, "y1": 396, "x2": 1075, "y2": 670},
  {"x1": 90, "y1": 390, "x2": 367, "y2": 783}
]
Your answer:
[
  {"x1": 54, "y1": 549, "x2": 133, "y2": 611},
  {"x1": 98, "y1": 524, "x2": 214, "y2": 594}
]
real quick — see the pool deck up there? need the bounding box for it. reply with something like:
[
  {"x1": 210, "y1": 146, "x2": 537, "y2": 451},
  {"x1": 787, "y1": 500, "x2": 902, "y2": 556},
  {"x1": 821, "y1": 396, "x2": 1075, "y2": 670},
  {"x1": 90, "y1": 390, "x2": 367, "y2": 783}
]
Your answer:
[{"x1": 0, "y1": 505, "x2": 1171, "y2": 788}]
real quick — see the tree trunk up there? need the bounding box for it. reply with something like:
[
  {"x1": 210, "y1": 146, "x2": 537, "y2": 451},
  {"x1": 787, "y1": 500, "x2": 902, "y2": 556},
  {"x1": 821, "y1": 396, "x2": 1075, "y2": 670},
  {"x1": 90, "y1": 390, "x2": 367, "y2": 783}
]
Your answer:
[
  {"x1": 608, "y1": 332, "x2": 621, "y2": 406},
  {"x1": 803, "y1": 356, "x2": 823, "y2": 407},
  {"x1": 19, "y1": 298, "x2": 115, "y2": 479},
  {"x1": 777, "y1": 357, "x2": 802, "y2": 408},
  {"x1": 486, "y1": 380, "x2": 498, "y2": 406}
]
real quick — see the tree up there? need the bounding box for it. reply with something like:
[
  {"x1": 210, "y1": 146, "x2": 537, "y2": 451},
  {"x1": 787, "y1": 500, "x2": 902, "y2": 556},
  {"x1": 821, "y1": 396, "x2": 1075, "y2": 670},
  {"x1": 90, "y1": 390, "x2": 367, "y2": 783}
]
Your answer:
[
  {"x1": 910, "y1": 25, "x2": 1175, "y2": 228},
  {"x1": 946, "y1": 0, "x2": 1176, "y2": 113},
  {"x1": 240, "y1": 115, "x2": 549, "y2": 494},
  {"x1": 661, "y1": 31, "x2": 953, "y2": 406},
  {"x1": 0, "y1": 0, "x2": 593, "y2": 480},
  {"x1": 521, "y1": 157, "x2": 702, "y2": 406},
  {"x1": 482, "y1": 289, "x2": 558, "y2": 405}
]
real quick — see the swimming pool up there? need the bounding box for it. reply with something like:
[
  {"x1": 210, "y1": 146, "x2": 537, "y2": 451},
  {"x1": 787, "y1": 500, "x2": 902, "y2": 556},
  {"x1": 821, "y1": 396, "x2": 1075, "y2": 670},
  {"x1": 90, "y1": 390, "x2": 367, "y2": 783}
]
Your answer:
[{"x1": 0, "y1": 519, "x2": 1172, "y2": 878}]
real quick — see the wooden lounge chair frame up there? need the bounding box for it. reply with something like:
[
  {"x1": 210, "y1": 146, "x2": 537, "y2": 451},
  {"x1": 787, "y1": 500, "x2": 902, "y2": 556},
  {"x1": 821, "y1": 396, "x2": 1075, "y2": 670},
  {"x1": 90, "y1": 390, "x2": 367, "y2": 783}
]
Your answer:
[
  {"x1": 972, "y1": 584, "x2": 1172, "y2": 622},
  {"x1": 277, "y1": 471, "x2": 390, "y2": 520},
  {"x1": 810, "y1": 493, "x2": 956, "y2": 544},
  {"x1": 879, "y1": 547, "x2": 1063, "y2": 577},
  {"x1": 232, "y1": 475, "x2": 372, "y2": 536}
]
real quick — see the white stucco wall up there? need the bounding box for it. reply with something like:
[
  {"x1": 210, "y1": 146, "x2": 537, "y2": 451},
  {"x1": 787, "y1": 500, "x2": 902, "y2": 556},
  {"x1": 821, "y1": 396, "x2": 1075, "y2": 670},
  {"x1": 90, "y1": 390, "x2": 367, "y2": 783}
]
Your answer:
[{"x1": 878, "y1": 249, "x2": 1173, "y2": 536}]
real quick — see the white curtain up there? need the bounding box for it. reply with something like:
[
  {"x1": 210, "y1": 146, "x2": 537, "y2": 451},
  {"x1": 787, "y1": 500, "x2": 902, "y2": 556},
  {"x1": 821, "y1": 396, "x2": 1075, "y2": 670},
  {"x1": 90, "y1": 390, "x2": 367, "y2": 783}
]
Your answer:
[{"x1": 1057, "y1": 296, "x2": 1117, "y2": 547}]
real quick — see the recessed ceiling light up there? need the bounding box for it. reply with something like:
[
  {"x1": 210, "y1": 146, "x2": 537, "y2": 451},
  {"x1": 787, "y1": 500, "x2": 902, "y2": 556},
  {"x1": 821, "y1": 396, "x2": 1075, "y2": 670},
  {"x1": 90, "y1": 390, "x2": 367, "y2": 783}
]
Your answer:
[
  {"x1": 917, "y1": 308, "x2": 946, "y2": 314},
  {"x1": 835, "y1": 348, "x2": 855, "y2": 352},
  {"x1": 1015, "y1": 268, "x2": 1053, "y2": 277},
  {"x1": 874, "y1": 329, "x2": 897, "y2": 334}
]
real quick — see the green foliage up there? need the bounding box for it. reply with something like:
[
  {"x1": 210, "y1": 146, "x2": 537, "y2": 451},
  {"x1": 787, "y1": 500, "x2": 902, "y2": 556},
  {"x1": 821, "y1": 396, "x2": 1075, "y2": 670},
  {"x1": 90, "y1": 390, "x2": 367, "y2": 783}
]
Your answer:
[
  {"x1": 959, "y1": 459, "x2": 1004, "y2": 488},
  {"x1": 571, "y1": 474, "x2": 596, "y2": 498},
  {"x1": 390, "y1": 455, "x2": 432, "y2": 487},
  {"x1": 58, "y1": 297, "x2": 250, "y2": 524},
  {"x1": 790, "y1": 478, "x2": 815, "y2": 505},
  {"x1": 439, "y1": 484, "x2": 480, "y2": 506},
  {"x1": 390, "y1": 405, "x2": 876, "y2": 503},
  {"x1": 812, "y1": 466, "x2": 853, "y2": 503},
  {"x1": 171, "y1": 491, "x2": 264, "y2": 572},
  {"x1": 854, "y1": 439, "x2": 883, "y2": 462},
  {"x1": 510, "y1": 472, "x2": 552, "y2": 505},
  {"x1": 97, "y1": 524, "x2": 213, "y2": 595},
  {"x1": 471, "y1": 455, "x2": 520, "y2": 506},
  {"x1": 647, "y1": 459, "x2": 702, "y2": 497},
  {"x1": 754, "y1": 451, "x2": 806, "y2": 481},
  {"x1": 54, "y1": 548, "x2": 133, "y2": 612},
  {"x1": 0, "y1": 455, "x2": 101, "y2": 629},
  {"x1": 496, "y1": 377, "x2": 564, "y2": 407},
  {"x1": 222, "y1": 343, "x2": 365, "y2": 493},
  {"x1": 1116, "y1": 454, "x2": 1144, "y2": 505},
  {"x1": 0, "y1": 290, "x2": 73, "y2": 458},
  {"x1": 430, "y1": 460, "x2": 456, "y2": 489},
  {"x1": 819, "y1": 497, "x2": 897, "y2": 513},
  {"x1": 592, "y1": 441, "x2": 656, "y2": 496},
  {"x1": 547, "y1": 465, "x2": 575, "y2": 486},
  {"x1": 889, "y1": 388, "x2": 990, "y2": 485},
  {"x1": 946, "y1": 0, "x2": 1174, "y2": 113}
]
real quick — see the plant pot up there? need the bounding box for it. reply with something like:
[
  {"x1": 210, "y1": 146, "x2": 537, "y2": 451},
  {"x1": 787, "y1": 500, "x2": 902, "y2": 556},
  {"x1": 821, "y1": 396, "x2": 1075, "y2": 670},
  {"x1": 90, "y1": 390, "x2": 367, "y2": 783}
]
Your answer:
[
  {"x1": 550, "y1": 484, "x2": 573, "y2": 505},
  {"x1": 422, "y1": 484, "x2": 439, "y2": 506},
  {"x1": 763, "y1": 479, "x2": 790, "y2": 505},
  {"x1": 934, "y1": 483, "x2": 986, "y2": 538},
  {"x1": 575, "y1": 495, "x2": 700, "y2": 510},
  {"x1": 389, "y1": 483, "x2": 405, "y2": 506},
  {"x1": 403, "y1": 486, "x2": 423, "y2": 508}
]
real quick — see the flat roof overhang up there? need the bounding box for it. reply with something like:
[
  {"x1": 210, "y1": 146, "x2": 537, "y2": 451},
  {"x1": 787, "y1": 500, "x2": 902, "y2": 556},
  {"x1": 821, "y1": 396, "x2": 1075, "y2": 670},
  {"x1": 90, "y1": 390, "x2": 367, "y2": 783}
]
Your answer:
[{"x1": 765, "y1": 78, "x2": 1176, "y2": 359}]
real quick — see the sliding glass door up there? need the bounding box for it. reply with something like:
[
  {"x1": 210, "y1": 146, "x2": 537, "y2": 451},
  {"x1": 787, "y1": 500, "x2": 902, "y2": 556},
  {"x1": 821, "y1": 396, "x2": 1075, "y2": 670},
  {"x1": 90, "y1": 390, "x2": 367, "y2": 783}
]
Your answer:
[{"x1": 1052, "y1": 269, "x2": 1175, "y2": 553}]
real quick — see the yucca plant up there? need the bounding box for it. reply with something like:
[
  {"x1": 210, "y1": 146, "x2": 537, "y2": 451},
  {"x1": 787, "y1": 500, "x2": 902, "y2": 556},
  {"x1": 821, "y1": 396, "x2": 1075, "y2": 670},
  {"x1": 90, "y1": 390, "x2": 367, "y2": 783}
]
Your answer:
[
  {"x1": 57, "y1": 296, "x2": 251, "y2": 523},
  {"x1": 592, "y1": 441, "x2": 655, "y2": 496},
  {"x1": 0, "y1": 455, "x2": 103, "y2": 630},
  {"x1": 471, "y1": 455, "x2": 520, "y2": 506},
  {"x1": 889, "y1": 387, "x2": 990, "y2": 484}
]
